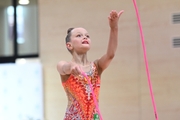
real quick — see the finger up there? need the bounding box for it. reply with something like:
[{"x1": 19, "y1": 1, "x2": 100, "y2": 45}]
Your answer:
[
  {"x1": 79, "y1": 66, "x2": 84, "y2": 74},
  {"x1": 72, "y1": 69, "x2": 78, "y2": 76},
  {"x1": 118, "y1": 10, "x2": 124, "y2": 17},
  {"x1": 108, "y1": 16, "x2": 112, "y2": 21},
  {"x1": 71, "y1": 70, "x2": 76, "y2": 76},
  {"x1": 112, "y1": 10, "x2": 116, "y2": 13},
  {"x1": 72, "y1": 66, "x2": 79, "y2": 76},
  {"x1": 109, "y1": 11, "x2": 113, "y2": 17},
  {"x1": 109, "y1": 10, "x2": 119, "y2": 21},
  {"x1": 77, "y1": 66, "x2": 82, "y2": 75},
  {"x1": 111, "y1": 11, "x2": 118, "y2": 19},
  {"x1": 112, "y1": 10, "x2": 117, "y2": 14},
  {"x1": 74, "y1": 67, "x2": 80, "y2": 76},
  {"x1": 75, "y1": 66, "x2": 83, "y2": 76}
]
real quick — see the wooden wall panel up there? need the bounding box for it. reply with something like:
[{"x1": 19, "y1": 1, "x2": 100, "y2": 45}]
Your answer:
[{"x1": 39, "y1": 0, "x2": 180, "y2": 119}]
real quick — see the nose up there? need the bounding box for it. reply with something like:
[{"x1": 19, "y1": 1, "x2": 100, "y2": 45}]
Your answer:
[{"x1": 83, "y1": 35, "x2": 87, "y2": 39}]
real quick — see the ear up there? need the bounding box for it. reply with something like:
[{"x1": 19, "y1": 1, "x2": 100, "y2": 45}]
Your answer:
[{"x1": 66, "y1": 42, "x2": 73, "y2": 51}]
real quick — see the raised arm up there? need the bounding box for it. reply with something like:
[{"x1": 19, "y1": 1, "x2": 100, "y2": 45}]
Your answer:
[{"x1": 96, "y1": 10, "x2": 124, "y2": 73}]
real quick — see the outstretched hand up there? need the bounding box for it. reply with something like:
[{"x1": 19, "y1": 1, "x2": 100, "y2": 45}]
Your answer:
[{"x1": 108, "y1": 10, "x2": 124, "y2": 29}]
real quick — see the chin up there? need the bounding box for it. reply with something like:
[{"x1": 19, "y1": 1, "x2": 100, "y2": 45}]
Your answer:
[
  {"x1": 85, "y1": 47, "x2": 90, "y2": 51},
  {"x1": 81, "y1": 48, "x2": 90, "y2": 54},
  {"x1": 82, "y1": 45, "x2": 90, "y2": 50}
]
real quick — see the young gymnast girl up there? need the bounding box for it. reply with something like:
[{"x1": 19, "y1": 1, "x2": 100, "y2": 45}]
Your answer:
[{"x1": 57, "y1": 10, "x2": 124, "y2": 120}]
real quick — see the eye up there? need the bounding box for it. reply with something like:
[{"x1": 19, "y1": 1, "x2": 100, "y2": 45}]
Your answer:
[
  {"x1": 76, "y1": 34, "x2": 82, "y2": 37},
  {"x1": 86, "y1": 35, "x2": 90, "y2": 38}
]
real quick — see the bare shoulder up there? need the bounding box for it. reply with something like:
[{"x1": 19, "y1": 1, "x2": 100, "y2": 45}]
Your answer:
[
  {"x1": 57, "y1": 61, "x2": 66, "y2": 71},
  {"x1": 57, "y1": 61, "x2": 70, "y2": 82},
  {"x1": 57, "y1": 61, "x2": 68, "y2": 75}
]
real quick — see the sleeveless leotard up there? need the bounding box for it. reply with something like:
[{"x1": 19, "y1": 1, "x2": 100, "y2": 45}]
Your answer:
[{"x1": 62, "y1": 62, "x2": 101, "y2": 120}]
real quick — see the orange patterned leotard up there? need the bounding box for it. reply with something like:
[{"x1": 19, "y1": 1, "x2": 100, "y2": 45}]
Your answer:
[{"x1": 62, "y1": 62, "x2": 101, "y2": 120}]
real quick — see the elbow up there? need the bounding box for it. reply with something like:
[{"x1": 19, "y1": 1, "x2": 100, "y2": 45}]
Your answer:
[{"x1": 108, "y1": 53, "x2": 115, "y2": 60}]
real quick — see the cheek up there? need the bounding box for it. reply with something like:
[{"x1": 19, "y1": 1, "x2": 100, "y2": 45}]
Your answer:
[
  {"x1": 72, "y1": 39, "x2": 81, "y2": 47},
  {"x1": 89, "y1": 40, "x2": 92, "y2": 45}
]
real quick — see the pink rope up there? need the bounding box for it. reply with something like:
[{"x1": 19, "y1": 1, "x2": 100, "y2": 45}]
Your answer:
[
  {"x1": 132, "y1": 0, "x2": 158, "y2": 120},
  {"x1": 82, "y1": 72, "x2": 103, "y2": 120}
]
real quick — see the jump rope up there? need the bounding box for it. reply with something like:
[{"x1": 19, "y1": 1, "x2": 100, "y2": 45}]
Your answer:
[{"x1": 81, "y1": 0, "x2": 158, "y2": 119}]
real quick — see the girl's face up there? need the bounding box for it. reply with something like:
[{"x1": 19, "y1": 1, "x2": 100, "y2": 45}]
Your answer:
[{"x1": 67, "y1": 27, "x2": 91, "y2": 54}]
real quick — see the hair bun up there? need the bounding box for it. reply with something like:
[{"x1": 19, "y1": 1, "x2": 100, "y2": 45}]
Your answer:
[{"x1": 67, "y1": 28, "x2": 74, "y2": 34}]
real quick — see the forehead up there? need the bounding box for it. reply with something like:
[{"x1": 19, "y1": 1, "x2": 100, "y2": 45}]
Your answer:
[{"x1": 71, "y1": 28, "x2": 88, "y2": 34}]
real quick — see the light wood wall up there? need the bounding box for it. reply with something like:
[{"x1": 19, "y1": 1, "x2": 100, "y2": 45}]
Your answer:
[{"x1": 38, "y1": 0, "x2": 180, "y2": 120}]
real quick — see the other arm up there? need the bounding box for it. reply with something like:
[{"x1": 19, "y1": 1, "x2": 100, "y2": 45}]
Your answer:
[
  {"x1": 96, "y1": 10, "x2": 124, "y2": 73},
  {"x1": 57, "y1": 61, "x2": 82, "y2": 76}
]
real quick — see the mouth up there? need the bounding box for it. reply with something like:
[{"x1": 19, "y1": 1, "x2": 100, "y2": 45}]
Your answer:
[{"x1": 82, "y1": 41, "x2": 89, "y2": 44}]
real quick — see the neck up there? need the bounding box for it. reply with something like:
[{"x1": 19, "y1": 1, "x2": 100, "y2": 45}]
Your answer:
[{"x1": 72, "y1": 52, "x2": 89, "y2": 66}]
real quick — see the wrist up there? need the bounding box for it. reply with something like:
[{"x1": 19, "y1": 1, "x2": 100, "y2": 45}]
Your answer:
[{"x1": 110, "y1": 27, "x2": 118, "y2": 31}]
